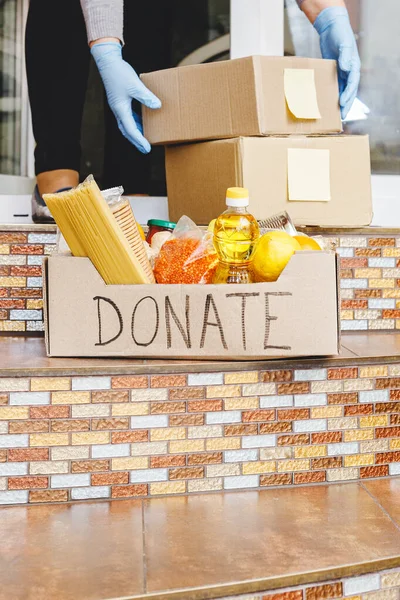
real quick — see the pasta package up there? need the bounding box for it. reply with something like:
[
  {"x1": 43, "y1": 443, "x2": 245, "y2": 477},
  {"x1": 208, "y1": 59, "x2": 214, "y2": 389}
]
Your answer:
[{"x1": 43, "y1": 176, "x2": 153, "y2": 285}]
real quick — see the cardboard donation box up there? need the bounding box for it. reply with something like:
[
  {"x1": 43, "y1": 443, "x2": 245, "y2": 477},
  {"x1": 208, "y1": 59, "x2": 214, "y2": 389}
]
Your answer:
[
  {"x1": 166, "y1": 135, "x2": 372, "y2": 227},
  {"x1": 44, "y1": 253, "x2": 340, "y2": 360},
  {"x1": 141, "y1": 56, "x2": 342, "y2": 145}
]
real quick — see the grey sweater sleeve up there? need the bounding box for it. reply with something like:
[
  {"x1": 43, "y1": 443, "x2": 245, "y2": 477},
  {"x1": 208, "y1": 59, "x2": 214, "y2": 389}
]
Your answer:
[{"x1": 80, "y1": 0, "x2": 124, "y2": 43}]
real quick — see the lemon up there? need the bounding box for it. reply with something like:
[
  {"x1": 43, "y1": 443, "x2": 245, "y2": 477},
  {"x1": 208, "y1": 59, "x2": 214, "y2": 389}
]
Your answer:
[
  {"x1": 252, "y1": 230, "x2": 301, "y2": 282},
  {"x1": 293, "y1": 235, "x2": 321, "y2": 251}
]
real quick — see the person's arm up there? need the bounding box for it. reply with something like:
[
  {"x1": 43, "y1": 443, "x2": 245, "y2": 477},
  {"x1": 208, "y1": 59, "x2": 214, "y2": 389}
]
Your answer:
[
  {"x1": 80, "y1": 0, "x2": 124, "y2": 44},
  {"x1": 297, "y1": 0, "x2": 345, "y2": 24},
  {"x1": 79, "y1": 1, "x2": 161, "y2": 154},
  {"x1": 297, "y1": 0, "x2": 360, "y2": 119}
]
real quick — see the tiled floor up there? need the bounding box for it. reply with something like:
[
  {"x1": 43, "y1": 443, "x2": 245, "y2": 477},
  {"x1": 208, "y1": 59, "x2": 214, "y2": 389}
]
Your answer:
[
  {"x1": 1, "y1": 480, "x2": 400, "y2": 600},
  {"x1": 1, "y1": 333, "x2": 400, "y2": 376}
]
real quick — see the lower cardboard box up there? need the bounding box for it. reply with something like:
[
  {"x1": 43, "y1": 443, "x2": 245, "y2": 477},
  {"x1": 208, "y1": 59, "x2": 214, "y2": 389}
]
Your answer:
[
  {"x1": 165, "y1": 135, "x2": 372, "y2": 227},
  {"x1": 44, "y1": 252, "x2": 340, "y2": 360}
]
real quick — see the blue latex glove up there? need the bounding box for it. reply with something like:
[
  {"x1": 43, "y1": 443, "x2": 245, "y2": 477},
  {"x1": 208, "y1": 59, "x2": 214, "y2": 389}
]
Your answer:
[
  {"x1": 314, "y1": 6, "x2": 361, "y2": 119},
  {"x1": 91, "y1": 42, "x2": 161, "y2": 153}
]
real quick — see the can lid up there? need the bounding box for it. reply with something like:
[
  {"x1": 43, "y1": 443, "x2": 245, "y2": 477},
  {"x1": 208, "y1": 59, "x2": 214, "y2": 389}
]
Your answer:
[
  {"x1": 226, "y1": 187, "x2": 249, "y2": 207},
  {"x1": 147, "y1": 219, "x2": 176, "y2": 229}
]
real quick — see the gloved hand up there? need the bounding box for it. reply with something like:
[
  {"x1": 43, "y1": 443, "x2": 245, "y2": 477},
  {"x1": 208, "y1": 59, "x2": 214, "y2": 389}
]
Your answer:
[
  {"x1": 91, "y1": 41, "x2": 161, "y2": 153},
  {"x1": 314, "y1": 6, "x2": 360, "y2": 119}
]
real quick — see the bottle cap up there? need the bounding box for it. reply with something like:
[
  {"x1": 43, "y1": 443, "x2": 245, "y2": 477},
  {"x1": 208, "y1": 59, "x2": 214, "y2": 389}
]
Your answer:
[
  {"x1": 226, "y1": 187, "x2": 249, "y2": 207},
  {"x1": 147, "y1": 219, "x2": 176, "y2": 229}
]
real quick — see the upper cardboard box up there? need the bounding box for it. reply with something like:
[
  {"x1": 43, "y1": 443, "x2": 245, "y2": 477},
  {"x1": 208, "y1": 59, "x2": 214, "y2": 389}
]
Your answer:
[{"x1": 141, "y1": 56, "x2": 342, "y2": 145}]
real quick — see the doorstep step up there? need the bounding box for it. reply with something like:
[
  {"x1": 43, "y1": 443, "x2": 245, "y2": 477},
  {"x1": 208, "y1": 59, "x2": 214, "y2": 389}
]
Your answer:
[
  {"x1": 1, "y1": 224, "x2": 400, "y2": 335},
  {"x1": 1, "y1": 480, "x2": 400, "y2": 600},
  {"x1": 0, "y1": 336, "x2": 400, "y2": 505}
]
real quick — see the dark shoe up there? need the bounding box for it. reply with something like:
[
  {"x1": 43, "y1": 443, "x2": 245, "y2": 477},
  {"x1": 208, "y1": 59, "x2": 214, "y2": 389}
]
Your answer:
[{"x1": 31, "y1": 185, "x2": 72, "y2": 224}]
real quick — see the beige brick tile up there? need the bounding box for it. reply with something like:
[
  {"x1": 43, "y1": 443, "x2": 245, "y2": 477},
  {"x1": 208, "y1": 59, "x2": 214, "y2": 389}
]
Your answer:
[
  {"x1": 341, "y1": 310, "x2": 353, "y2": 320},
  {"x1": 31, "y1": 378, "x2": 70, "y2": 391},
  {"x1": 344, "y1": 453, "x2": 374, "y2": 467},
  {"x1": 360, "y1": 415, "x2": 388, "y2": 428},
  {"x1": 150, "y1": 428, "x2": 186, "y2": 441},
  {"x1": 111, "y1": 403, "x2": 149, "y2": 416},
  {"x1": 0, "y1": 321, "x2": 25, "y2": 332},
  {"x1": 328, "y1": 417, "x2": 358, "y2": 430},
  {"x1": 326, "y1": 467, "x2": 358, "y2": 481},
  {"x1": 381, "y1": 573, "x2": 400, "y2": 588},
  {"x1": 277, "y1": 459, "x2": 310, "y2": 472},
  {"x1": 360, "y1": 440, "x2": 389, "y2": 453},
  {"x1": 225, "y1": 397, "x2": 259, "y2": 410},
  {"x1": 51, "y1": 446, "x2": 90, "y2": 460},
  {"x1": 383, "y1": 248, "x2": 400, "y2": 257},
  {"x1": 384, "y1": 290, "x2": 400, "y2": 299},
  {"x1": 0, "y1": 407, "x2": 29, "y2": 420},
  {"x1": 169, "y1": 440, "x2": 205, "y2": 453},
  {"x1": 111, "y1": 457, "x2": 148, "y2": 470},
  {"x1": 188, "y1": 425, "x2": 223, "y2": 439},
  {"x1": 363, "y1": 589, "x2": 398, "y2": 600},
  {"x1": 51, "y1": 391, "x2": 90, "y2": 405},
  {"x1": 0, "y1": 244, "x2": 9, "y2": 254},
  {"x1": 294, "y1": 445, "x2": 327, "y2": 458},
  {"x1": 30, "y1": 433, "x2": 69, "y2": 447},
  {"x1": 311, "y1": 407, "x2": 342, "y2": 419},
  {"x1": 242, "y1": 461, "x2": 275, "y2": 474},
  {"x1": 344, "y1": 379, "x2": 374, "y2": 392},
  {"x1": 0, "y1": 276, "x2": 25, "y2": 287},
  {"x1": 0, "y1": 378, "x2": 29, "y2": 392},
  {"x1": 242, "y1": 383, "x2": 276, "y2": 396},
  {"x1": 30, "y1": 461, "x2": 69, "y2": 475},
  {"x1": 311, "y1": 381, "x2": 343, "y2": 393},
  {"x1": 206, "y1": 464, "x2": 240, "y2": 477},
  {"x1": 225, "y1": 372, "x2": 259, "y2": 384},
  {"x1": 26, "y1": 299, "x2": 43, "y2": 310},
  {"x1": 131, "y1": 442, "x2": 168, "y2": 456},
  {"x1": 260, "y1": 447, "x2": 292, "y2": 460},
  {"x1": 354, "y1": 268, "x2": 382, "y2": 278},
  {"x1": 359, "y1": 366, "x2": 388, "y2": 378},
  {"x1": 206, "y1": 385, "x2": 241, "y2": 398},
  {"x1": 150, "y1": 481, "x2": 186, "y2": 495},
  {"x1": 71, "y1": 405, "x2": 110, "y2": 418},
  {"x1": 344, "y1": 429, "x2": 374, "y2": 442},
  {"x1": 72, "y1": 432, "x2": 110, "y2": 445},
  {"x1": 370, "y1": 279, "x2": 395, "y2": 289},
  {"x1": 188, "y1": 478, "x2": 222, "y2": 493},
  {"x1": 206, "y1": 438, "x2": 241, "y2": 451}
]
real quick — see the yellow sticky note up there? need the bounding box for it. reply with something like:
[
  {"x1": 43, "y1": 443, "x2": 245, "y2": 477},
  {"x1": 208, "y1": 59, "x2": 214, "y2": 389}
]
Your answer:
[
  {"x1": 284, "y1": 68, "x2": 321, "y2": 119},
  {"x1": 287, "y1": 148, "x2": 331, "y2": 202}
]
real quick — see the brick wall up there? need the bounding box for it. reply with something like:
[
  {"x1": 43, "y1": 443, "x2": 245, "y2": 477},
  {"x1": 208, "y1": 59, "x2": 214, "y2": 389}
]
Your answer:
[
  {"x1": 214, "y1": 569, "x2": 400, "y2": 600},
  {"x1": 1, "y1": 364, "x2": 400, "y2": 505},
  {"x1": 0, "y1": 229, "x2": 57, "y2": 333}
]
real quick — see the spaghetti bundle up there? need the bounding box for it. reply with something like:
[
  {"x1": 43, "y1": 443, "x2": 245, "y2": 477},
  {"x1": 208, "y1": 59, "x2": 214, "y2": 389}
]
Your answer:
[{"x1": 43, "y1": 176, "x2": 153, "y2": 285}]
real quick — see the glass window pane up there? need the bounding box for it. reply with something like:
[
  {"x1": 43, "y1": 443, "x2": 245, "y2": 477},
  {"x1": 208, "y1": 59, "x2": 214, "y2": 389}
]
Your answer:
[{"x1": 0, "y1": 0, "x2": 22, "y2": 175}]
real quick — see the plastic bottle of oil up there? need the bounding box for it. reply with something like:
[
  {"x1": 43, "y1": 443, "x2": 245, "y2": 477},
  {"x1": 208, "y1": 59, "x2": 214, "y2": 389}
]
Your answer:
[{"x1": 213, "y1": 187, "x2": 259, "y2": 284}]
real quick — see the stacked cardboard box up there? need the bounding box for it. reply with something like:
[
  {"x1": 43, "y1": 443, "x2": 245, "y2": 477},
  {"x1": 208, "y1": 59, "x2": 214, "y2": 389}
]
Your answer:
[{"x1": 142, "y1": 55, "x2": 372, "y2": 227}]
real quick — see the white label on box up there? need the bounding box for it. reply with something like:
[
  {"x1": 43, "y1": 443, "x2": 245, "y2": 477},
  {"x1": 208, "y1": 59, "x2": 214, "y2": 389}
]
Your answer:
[
  {"x1": 287, "y1": 148, "x2": 331, "y2": 202},
  {"x1": 284, "y1": 68, "x2": 321, "y2": 120}
]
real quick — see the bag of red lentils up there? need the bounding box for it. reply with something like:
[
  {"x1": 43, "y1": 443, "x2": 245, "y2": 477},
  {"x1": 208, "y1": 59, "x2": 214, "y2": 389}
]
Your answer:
[{"x1": 154, "y1": 216, "x2": 218, "y2": 284}]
